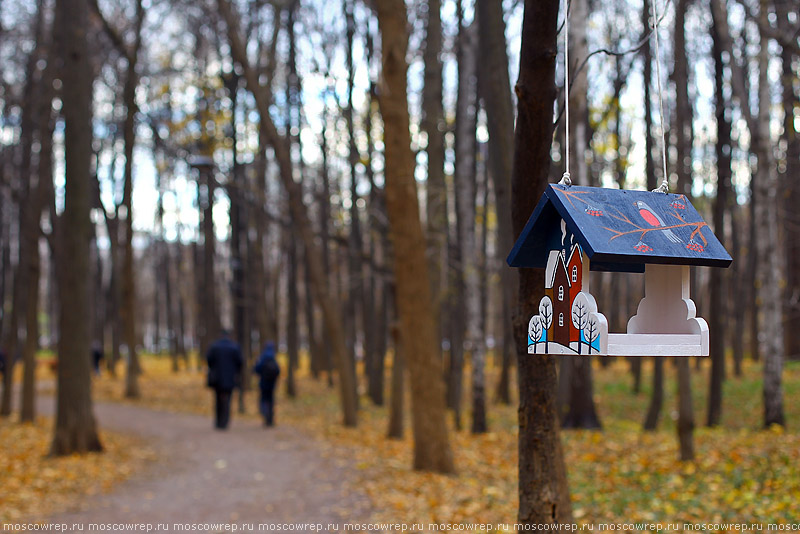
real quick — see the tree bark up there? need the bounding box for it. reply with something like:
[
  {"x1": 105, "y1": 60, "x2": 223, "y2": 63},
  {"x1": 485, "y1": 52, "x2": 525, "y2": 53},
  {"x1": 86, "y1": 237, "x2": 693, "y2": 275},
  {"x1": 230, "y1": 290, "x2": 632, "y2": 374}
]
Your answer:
[
  {"x1": 374, "y1": 0, "x2": 455, "y2": 473},
  {"x1": 51, "y1": 0, "x2": 102, "y2": 455},
  {"x1": 676, "y1": 357, "x2": 695, "y2": 461},
  {"x1": 778, "y1": 0, "x2": 800, "y2": 362},
  {"x1": 453, "y1": 5, "x2": 486, "y2": 435},
  {"x1": 671, "y1": 0, "x2": 696, "y2": 458},
  {"x1": 387, "y1": 315, "x2": 404, "y2": 440},
  {"x1": 642, "y1": 0, "x2": 657, "y2": 191},
  {"x1": 344, "y1": 0, "x2": 369, "y2": 406},
  {"x1": 318, "y1": 99, "x2": 335, "y2": 387},
  {"x1": 421, "y1": 0, "x2": 447, "y2": 351},
  {"x1": 476, "y1": 0, "x2": 517, "y2": 408},
  {"x1": 707, "y1": 4, "x2": 731, "y2": 427},
  {"x1": 286, "y1": 236, "x2": 298, "y2": 398},
  {"x1": 364, "y1": 38, "x2": 385, "y2": 405},
  {"x1": 0, "y1": 1, "x2": 42, "y2": 416},
  {"x1": 20, "y1": 0, "x2": 55, "y2": 422},
  {"x1": 643, "y1": 358, "x2": 664, "y2": 430},
  {"x1": 514, "y1": 0, "x2": 572, "y2": 523},
  {"x1": 20, "y1": 51, "x2": 55, "y2": 423},
  {"x1": 120, "y1": 0, "x2": 144, "y2": 400},
  {"x1": 199, "y1": 165, "x2": 219, "y2": 360}
]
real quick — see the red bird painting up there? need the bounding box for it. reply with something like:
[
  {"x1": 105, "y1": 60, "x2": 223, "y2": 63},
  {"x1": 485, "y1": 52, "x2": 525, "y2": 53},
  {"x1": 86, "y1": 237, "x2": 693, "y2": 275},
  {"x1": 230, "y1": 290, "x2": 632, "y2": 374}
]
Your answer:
[{"x1": 636, "y1": 200, "x2": 682, "y2": 244}]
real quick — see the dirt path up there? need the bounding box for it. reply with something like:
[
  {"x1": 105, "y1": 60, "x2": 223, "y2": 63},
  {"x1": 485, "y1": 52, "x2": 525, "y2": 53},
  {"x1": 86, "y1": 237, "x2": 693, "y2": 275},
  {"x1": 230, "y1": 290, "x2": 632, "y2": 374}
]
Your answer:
[{"x1": 38, "y1": 398, "x2": 371, "y2": 528}]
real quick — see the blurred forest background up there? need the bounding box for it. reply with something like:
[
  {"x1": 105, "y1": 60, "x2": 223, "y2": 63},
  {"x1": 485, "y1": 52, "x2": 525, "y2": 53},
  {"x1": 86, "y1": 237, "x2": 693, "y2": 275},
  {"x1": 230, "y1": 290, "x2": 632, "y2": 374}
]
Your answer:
[{"x1": 1, "y1": 0, "x2": 799, "y2": 525}]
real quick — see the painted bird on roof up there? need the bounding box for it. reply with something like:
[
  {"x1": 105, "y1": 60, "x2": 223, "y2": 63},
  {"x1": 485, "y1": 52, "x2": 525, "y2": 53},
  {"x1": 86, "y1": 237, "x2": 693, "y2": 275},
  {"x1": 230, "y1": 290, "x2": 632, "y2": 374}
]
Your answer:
[{"x1": 636, "y1": 200, "x2": 682, "y2": 244}]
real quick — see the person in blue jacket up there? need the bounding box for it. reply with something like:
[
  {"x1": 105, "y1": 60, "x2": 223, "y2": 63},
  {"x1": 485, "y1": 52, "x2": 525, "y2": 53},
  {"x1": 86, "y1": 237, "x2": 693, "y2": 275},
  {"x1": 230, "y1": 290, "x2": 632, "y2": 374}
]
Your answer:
[
  {"x1": 206, "y1": 330, "x2": 243, "y2": 430},
  {"x1": 253, "y1": 341, "x2": 280, "y2": 427}
]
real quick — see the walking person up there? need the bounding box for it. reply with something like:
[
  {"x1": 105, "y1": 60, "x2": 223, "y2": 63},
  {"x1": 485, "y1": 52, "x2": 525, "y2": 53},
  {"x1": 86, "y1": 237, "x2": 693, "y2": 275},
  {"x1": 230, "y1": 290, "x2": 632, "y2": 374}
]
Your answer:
[
  {"x1": 254, "y1": 341, "x2": 280, "y2": 427},
  {"x1": 206, "y1": 329, "x2": 243, "y2": 430},
  {"x1": 91, "y1": 342, "x2": 104, "y2": 376}
]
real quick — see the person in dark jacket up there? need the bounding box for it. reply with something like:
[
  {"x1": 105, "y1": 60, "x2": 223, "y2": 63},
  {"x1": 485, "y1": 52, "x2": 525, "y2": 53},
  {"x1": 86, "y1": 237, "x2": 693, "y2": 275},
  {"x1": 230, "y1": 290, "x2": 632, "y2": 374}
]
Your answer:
[
  {"x1": 206, "y1": 330, "x2": 243, "y2": 430},
  {"x1": 253, "y1": 341, "x2": 280, "y2": 426},
  {"x1": 91, "y1": 342, "x2": 104, "y2": 376}
]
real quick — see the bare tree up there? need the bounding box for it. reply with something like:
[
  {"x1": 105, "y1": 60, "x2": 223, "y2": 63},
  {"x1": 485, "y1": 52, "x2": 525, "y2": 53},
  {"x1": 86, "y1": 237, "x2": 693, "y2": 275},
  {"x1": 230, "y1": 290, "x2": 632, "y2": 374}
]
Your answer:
[
  {"x1": 513, "y1": 0, "x2": 572, "y2": 523},
  {"x1": 421, "y1": 0, "x2": 447, "y2": 349},
  {"x1": 453, "y1": 4, "x2": 486, "y2": 435},
  {"x1": 373, "y1": 0, "x2": 455, "y2": 473},
  {"x1": 51, "y1": 0, "x2": 102, "y2": 455},
  {"x1": 476, "y1": 0, "x2": 517, "y2": 406},
  {"x1": 707, "y1": 0, "x2": 732, "y2": 427}
]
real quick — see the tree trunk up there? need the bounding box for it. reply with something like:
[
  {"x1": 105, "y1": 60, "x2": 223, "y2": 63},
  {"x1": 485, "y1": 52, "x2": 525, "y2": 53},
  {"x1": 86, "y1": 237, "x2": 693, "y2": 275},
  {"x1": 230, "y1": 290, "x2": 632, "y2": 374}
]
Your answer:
[
  {"x1": 227, "y1": 71, "x2": 251, "y2": 413},
  {"x1": 642, "y1": 358, "x2": 663, "y2": 430},
  {"x1": 454, "y1": 6, "x2": 486, "y2": 435},
  {"x1": 374, "y1": 0, "x2": 455, "y2": 473},
  {"x1": 20, "y1": 51, "x2": 55, "y2": 422},
  {"x1": 319, "y1": 97, "x2": 333, "y2": 387},
  {"x1": 20, "y1": 2, "x2": 55, "y2": 422},
  {"x1": 106, "y1": 215, "x2": 121, "y2": 377},
  {"x1": 642, "y1": 0, "x2": 657, "y2": 191},
  {"x1": 344, "y1": 0, "x2": 369, "y2": 407},
  {"x1": 218, "y1": 0, "x2": 358, "y2": 426},
  {"x1": 707, "y1": 4, "x2": 731, "y2": 427},
  {"x1": 364, "y1": 42, "x2": 385, "y2": 405},
  {"x1": 199, "y1": 165, "x2": 219, "y2": 362},
  {"x1": 164, "y1": 240, "x2": 178, "y2": 371},
  {"x1": 778, "y1": 0, "x2": 800, "y2": 362},
  {"x1": 676, "y1": 357, "x2": 695, "y2": 461},
  {"x1": 421, "y1": 0, "x2": 447, "y2": 351},
  {"x1": 670, "y1": 0, "x2": 696, "y2": 457},
  {"x1": 387, "y1": 316, "x2": 404, "y2": 440},
  {"x1": 286, "y1": 236, "x2": 298, "y2": 398},
  {"x1": 318, "y1": 101, "x2": 335, "y2": 388},
  {"x1": 754, "y1": 0, "x2": 785, "y2": 427},
  {"x1": 561, "y1": 357, "x2": 601, "y2": 429},
  {"x1": 447, "y1": 246, "x2": 466, "y2": 430},
  {"x1": 514, "y1": 0, "x2": 572, "y2": 523},
  {"x1": 252, "y1": 127, "x2": 271, "y2": 356},
  {"x1": 0, "y1": 0, "x2": 43, "y2": 416},
  {"x1": 476, "y1": 0, "x2": 517, "y2": 408},
  {"x1": 20, "y1": 204, "x2": 42, "y2": 423},
  {"x1": 0, "y1": 182, "x2": 8, "y2": 351},
  {"x1": 51, "y1": 0, "x2": 102, "y2": 455},
  {"x1": 120, "y1": 0, "x2": 144, "y2": 400},
  {"x1": 559, "y1": 0, "x2": 600, "y2": 431},
  {"x1": 730, "y1": 203, "x2": 744, "y2": 376}
]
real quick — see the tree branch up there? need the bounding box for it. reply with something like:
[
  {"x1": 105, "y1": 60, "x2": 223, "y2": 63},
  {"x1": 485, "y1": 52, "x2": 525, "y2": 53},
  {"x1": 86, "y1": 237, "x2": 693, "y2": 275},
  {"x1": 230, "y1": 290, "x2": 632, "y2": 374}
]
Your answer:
[{"x1": 88, "y1": 0, "x2": 133, "y2": 63}]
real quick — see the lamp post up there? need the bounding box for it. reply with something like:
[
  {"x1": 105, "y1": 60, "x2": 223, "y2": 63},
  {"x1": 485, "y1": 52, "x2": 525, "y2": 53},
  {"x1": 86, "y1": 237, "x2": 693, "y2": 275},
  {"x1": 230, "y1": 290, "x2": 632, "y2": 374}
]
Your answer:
[{"x1": 189, "y1": 155, "x2": 218, "y2": 365}]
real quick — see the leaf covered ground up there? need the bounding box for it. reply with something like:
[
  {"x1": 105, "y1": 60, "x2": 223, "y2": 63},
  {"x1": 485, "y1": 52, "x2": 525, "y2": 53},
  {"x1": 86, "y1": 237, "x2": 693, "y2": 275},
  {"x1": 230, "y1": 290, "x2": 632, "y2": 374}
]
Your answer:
[
  {"x1": 88, "y1": 355, "x2": 800, "y2": 526},
  {"x1": 0, "y1": 416, "x2": 156, "y2": 523}
]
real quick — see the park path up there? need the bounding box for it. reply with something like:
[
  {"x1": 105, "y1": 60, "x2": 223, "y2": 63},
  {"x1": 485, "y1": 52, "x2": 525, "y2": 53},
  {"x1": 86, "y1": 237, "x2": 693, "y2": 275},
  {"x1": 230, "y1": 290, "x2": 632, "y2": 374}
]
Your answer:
[{"x1": 37, "y1": 397, "x2": 372, "y2": 528}]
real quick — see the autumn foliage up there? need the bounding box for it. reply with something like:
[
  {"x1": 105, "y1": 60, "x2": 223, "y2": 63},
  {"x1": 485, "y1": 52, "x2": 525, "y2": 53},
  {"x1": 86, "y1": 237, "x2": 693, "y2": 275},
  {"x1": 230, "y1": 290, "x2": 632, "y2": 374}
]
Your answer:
[{"x1": 5, "y1": 354, "x2": 787, "y2": 525}]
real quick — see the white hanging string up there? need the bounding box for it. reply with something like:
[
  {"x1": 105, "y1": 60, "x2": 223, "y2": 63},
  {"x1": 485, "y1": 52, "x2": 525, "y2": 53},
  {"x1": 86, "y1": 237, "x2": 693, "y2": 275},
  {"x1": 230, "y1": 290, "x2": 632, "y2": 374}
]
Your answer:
[
  {"x1": 651, "y1": 0, "x2": 669, "y2": 193},
  {"x1": 559, "y1": 0, "x2": 571, "y2": 186}
]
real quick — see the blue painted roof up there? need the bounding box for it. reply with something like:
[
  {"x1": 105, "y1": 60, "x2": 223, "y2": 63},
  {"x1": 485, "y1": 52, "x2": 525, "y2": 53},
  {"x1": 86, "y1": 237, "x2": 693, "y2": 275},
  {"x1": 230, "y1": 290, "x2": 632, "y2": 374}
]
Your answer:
[{"x1": 507, "y1": 184, "x2": 732, "y2": 272}]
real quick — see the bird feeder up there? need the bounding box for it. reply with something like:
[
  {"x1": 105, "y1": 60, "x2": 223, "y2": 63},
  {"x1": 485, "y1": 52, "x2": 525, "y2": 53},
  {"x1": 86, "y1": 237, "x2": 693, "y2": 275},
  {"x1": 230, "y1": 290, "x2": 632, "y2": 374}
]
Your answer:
[{"x1": 507, "y1": 184, "x2": 732, "y2": 357}]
